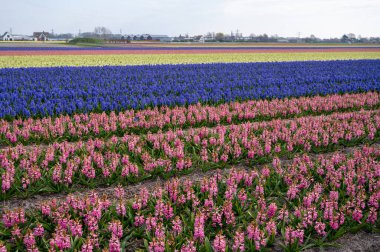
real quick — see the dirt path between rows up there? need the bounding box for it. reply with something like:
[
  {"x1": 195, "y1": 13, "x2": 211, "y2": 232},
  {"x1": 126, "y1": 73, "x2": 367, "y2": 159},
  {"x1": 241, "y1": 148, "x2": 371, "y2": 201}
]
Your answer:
[{"x1": 304, "y1": 231, "x2": 380, "y2": 252}]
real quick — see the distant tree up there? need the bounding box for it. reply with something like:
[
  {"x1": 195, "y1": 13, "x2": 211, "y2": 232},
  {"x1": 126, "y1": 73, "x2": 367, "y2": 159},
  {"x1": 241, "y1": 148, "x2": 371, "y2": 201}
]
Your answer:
[
  {"x1": 205, "y1": 32, "x2": 214, "y2": 39},
  {"x1": 94, "y1": 26, "x2": 112, "y2": 38},
  {"x1": 341, "y1": 34, "x2": 349, "y2": 43},
  {"x1": 256, "y1": 34, "x2": 269, "y2": 42},
  {"x1": 347, "y1": 33, "x2": 357, "y2": 43},
  {"x1": 147, "y1": 35, "x2": 152, "y2": 40},
  {"x1": 305, "y1": 34, "x2": 317, "y2": 43},
  {"x1": 94, "y1": 27, "x2": 101, "y2": 36},
  {"x1": 347, "y1": 33, "x2": 356, "y2": 40},
  {"x1": 215, "y1": 32, "x2": 225, "y2": 42},
  {"x1": 140, "y1": 35, "x2": 144, "y2": 40}
]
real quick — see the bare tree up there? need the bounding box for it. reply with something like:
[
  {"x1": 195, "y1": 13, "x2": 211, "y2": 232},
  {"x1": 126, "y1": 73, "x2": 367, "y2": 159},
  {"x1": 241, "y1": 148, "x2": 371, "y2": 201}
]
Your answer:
[
  {"x1": 94, "y1": 26, "x2": 112, "y2": 38},
  {"x1": 215, "y1": 32, "x2": 225, "y2": 42}
]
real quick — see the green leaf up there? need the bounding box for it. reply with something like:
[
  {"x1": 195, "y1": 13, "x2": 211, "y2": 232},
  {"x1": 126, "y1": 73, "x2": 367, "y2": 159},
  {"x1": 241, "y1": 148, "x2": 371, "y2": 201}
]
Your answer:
[
  {"x1": 144, "y1": 239, "x2": 149, "y2": 251},
  {"x1": 204, "y1": 237, "x2": 213, "y2": 252}
]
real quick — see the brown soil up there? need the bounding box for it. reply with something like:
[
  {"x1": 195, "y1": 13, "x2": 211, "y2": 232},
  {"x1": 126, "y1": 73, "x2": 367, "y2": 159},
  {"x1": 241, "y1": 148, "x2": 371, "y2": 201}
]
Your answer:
[{"x1": 305, "y1": 231, "x2": 380, "y2": 252}]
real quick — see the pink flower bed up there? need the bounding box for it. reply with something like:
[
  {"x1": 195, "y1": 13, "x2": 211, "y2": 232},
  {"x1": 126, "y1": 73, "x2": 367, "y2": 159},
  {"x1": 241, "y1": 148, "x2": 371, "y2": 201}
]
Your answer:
[
  {"x1": 1, "y1": 92, "x2": 378, "y2": 145},
  {"x1": 1, "y1": 145, "x2": 379, "y2": 251},
  {"x1": 1, "y1": 109, "x2": 379, "y2": 198}
]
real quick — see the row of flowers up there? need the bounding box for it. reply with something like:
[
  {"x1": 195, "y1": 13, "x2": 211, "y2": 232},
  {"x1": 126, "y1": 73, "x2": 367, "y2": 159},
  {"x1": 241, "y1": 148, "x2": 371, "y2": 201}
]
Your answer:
[
  {"x1": 1, "y1": 109, "x2": 379, "y2": 198},
  {"x1": 1, "y1": 145, "x2": 379, "y2": 251},
  {"x1": 1, "y1": 60, "x2": 380, "y2": 119},
  {"x1": 2, "y1": 52, "x2": 380, "y2": 69},
  {"x1": 1, "y1": 46, "x2": 377, "y2": 51},
  {"x1": 1, "y1": 91, "x2": 378, "y2": 145}
]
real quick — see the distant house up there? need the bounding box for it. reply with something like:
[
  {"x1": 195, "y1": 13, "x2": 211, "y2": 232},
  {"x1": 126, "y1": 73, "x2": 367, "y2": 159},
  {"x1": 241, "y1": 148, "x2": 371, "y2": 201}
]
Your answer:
[
  {"x1": 13, "y1": 34, "x2": 33, "y2": 41},
  {"x1": 1, "y1": 32, "x2": 13, "y2": 41},
  {"x1": 33, "y1": 31, "x2": 49, "y2": 41}
]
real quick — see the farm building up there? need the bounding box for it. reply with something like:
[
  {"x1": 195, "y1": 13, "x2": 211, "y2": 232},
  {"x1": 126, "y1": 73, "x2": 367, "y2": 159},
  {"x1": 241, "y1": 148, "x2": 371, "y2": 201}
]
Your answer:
[
  {"x1": 1, "y1": 32, "x2": 13, "y2": 41},
  {"x1": 33, "y1": 31, "x2": 49, "y2": 41},
  {"x1": 1, "y1": 32, "x2": 34, "y2": 41},
  {"x1": 13, "y1": 34, "x2": 33, "y2": 41}
]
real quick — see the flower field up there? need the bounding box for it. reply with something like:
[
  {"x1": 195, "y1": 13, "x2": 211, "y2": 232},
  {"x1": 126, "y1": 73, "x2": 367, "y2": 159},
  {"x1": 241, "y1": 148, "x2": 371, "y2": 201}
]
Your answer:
[
  {"x1": 0, "y1": 45, "x2": 380, "y2": 251},
  {"x1": 1, "y1": 60, "x2": 380, "y2": 118},
  {"x1": 1, "y1": 46, "x2": 380, "y2": 56},
  {"x1": 2, "y1": 52, "x2": 380, "y2": 68}
]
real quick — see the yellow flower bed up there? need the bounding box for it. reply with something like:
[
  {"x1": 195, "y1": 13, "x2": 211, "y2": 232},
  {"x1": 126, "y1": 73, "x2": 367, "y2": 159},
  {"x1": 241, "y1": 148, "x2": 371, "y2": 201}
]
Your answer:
[{"x1": 1, "y1": 52, "x2": 380, "y2": 68}]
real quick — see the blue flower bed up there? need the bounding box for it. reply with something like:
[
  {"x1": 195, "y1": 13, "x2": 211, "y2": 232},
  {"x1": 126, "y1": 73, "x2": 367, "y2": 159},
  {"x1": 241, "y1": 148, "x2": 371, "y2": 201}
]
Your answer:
[{"x1": 1, "y1": 60, "x2": 379, "y2": 119}]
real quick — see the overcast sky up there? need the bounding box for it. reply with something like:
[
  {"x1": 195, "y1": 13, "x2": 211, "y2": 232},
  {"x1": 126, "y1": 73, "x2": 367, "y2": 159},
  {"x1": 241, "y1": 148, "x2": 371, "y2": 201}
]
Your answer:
[{"x1": 1, "y1": 0, "x2": 379, "y2": 38}]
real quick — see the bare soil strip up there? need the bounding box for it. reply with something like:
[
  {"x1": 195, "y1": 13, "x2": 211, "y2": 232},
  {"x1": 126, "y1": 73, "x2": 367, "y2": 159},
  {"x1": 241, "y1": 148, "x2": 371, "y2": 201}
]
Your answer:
[{"x1": 305, "y1": 231, "x2": 380, "y2": 252}]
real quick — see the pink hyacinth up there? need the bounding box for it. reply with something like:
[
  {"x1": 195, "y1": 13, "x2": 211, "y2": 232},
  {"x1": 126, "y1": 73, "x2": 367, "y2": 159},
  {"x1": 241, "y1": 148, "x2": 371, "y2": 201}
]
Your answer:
[
  {"x1": 108, "y1": 220, "x2": 123, "y2": 239},
  {"x1": 134, "y1": 214, "x2": 145, "y2": 227},
  {"x1": 314, "y1": 221, "x2": 326, "y2": 236},
  {"x1": 213, "y1": 233, "x2": 227, "y2": 252},
  {"x1": 0, "y1": 242, "x2": 6, "y2": 252},
  {"x1": 181, "y1": 240, "x2": 196, "y2": 252},
  {"x1": 49, "y1": 229, "x2": 71, "y2": 250},
  {"x1": 194, "y1": 212, "x2": 205, "y2": 242},
  {"x1": 69, "y1": 220, "x2": 83, "y2": 237},
  {"x1": 172, "y1": 216, "x2": 182, "y2": 235},
  {"x1": 267, "y1": 203, "x2": 277, "y2": 218},
  {"x1": 2, "y1": 208, "x2": 26, "y2": 228},
  {"x1": 149, "y1": 237, "x2": 165, "y2": 252},
  {"x1": 285, "y1": 227, "x2": 304, "y2": 245},
  {"x1": 109, "y1": 235, "x2": 121, "y2": 252},
  {"x1": 23, "y1": 231, "x2": 36, "y2": 249},
  {"x1": 33, "y1": 223, "x2": 44, "y2": 237},
  {"x1": 232, "y1": 230, "x2": 245, "y2": 252}
]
